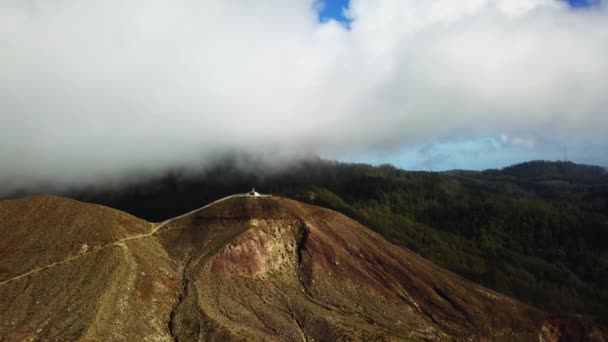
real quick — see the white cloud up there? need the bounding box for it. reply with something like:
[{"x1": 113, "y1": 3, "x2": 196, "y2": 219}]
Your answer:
[
  {"x1": 1, "y1": 0, "x2": 607, "y2": 190},
  {"x1": 501, "y1": 134, "x2": 536, "y2": 149}
]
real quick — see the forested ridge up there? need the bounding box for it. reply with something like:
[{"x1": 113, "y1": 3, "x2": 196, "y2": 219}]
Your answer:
[{"x1": 18, "y1": 158, "x2": 607, "y2": 318}]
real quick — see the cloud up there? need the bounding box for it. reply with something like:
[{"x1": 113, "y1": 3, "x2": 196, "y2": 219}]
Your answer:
[
  {"x1": 501, "y1": 134, "x2": 536, "y2": 149},
  {"x1": 1, "y1": 0, "x2": 607, "y2": 191}
]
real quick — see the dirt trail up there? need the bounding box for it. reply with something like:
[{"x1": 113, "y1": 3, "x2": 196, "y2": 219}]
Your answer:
[{"x1": 0, "y1": 194, "x2": 248, "y2": 287}]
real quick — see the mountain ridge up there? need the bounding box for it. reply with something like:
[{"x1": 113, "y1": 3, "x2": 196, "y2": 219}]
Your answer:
[
  {"x1": 1, "y1": 194, "x2": 606, "y2": 340},
  {"x1": 3, "y1": 159, "x2": 607, "y2": 317}
]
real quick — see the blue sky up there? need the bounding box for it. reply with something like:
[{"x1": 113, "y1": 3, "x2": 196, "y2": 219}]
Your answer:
[
  {"x1": 567, "y1": 0, "x2": 601, "y2": 7},
  {"x1": 340, "y1": 137, "x2": 608, "y2": 171},
  {"x1": 317, "y1": 0, "x2": 352, "y2": 25}
]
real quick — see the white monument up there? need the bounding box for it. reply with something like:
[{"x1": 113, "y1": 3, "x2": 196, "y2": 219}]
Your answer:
[{"x1": 247, "y1": 188, "x2": 261, "y2": 197}]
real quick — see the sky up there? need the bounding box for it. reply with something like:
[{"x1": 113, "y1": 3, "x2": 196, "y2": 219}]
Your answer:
[
  {"x1": 318, "y1": 0, "x2": 353, "y2": 25},
  {"x1": 1, "y1": 0, "x2": 607, "y2": 192},
  {"x1": 318, "y1": 0, "x2": 606, "y2": 170}
]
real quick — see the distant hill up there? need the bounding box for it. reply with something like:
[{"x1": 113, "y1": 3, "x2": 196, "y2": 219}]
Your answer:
[
  {"x1": 483, "y1": 160, "x2": 607, "y2": 182},
  {"x1": 1, "y1": 195, "x2": 605, "y2": 340},
  {"x1": 4, "y1": 158, "x2": 608, "y2": 318}
]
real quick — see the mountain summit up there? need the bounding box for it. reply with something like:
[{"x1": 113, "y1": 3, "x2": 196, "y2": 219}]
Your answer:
[{"x1": 0, "y1": 195, "x2": 605, "y2": 340}]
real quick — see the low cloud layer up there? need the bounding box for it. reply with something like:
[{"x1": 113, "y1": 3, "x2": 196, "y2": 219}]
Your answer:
[{"x1": 1, "y1": 0, "x2": 607, "y2": 191}]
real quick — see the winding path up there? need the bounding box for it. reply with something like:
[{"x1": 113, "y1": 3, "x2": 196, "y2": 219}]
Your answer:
[{"x1": 0, "y1": 194, "x2": 264, "y2": 286}]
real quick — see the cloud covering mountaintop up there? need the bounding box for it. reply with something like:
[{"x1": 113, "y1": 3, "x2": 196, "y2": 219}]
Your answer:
[{"x1": 1, "y1": 0, "x2": 607, "y2": 190}]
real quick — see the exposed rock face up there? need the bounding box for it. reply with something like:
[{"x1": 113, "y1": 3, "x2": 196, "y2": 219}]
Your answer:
[{"x1": 0, "y1": 195, "x2": 605, "y2": 341}]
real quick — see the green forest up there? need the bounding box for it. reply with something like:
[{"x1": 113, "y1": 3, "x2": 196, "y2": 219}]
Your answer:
[{"x1": 68, "y1": 158, "x2": 608, "y2": 318}]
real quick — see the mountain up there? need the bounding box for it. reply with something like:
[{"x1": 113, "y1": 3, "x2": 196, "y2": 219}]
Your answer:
[
  {"x1": 38, "y1": 158, "x2": 608, "y2": 318},
  {"x1": 1, "y1": 194, "x2": 605, "y2": 340}
]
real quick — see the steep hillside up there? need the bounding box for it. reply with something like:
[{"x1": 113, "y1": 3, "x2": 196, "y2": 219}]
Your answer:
[
  {"x1": 0, "y1": 195, "x2": 605, "y2": 340},
  {"x1": 0, "y1": 195, "x2": 176, "y2": 340}
]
